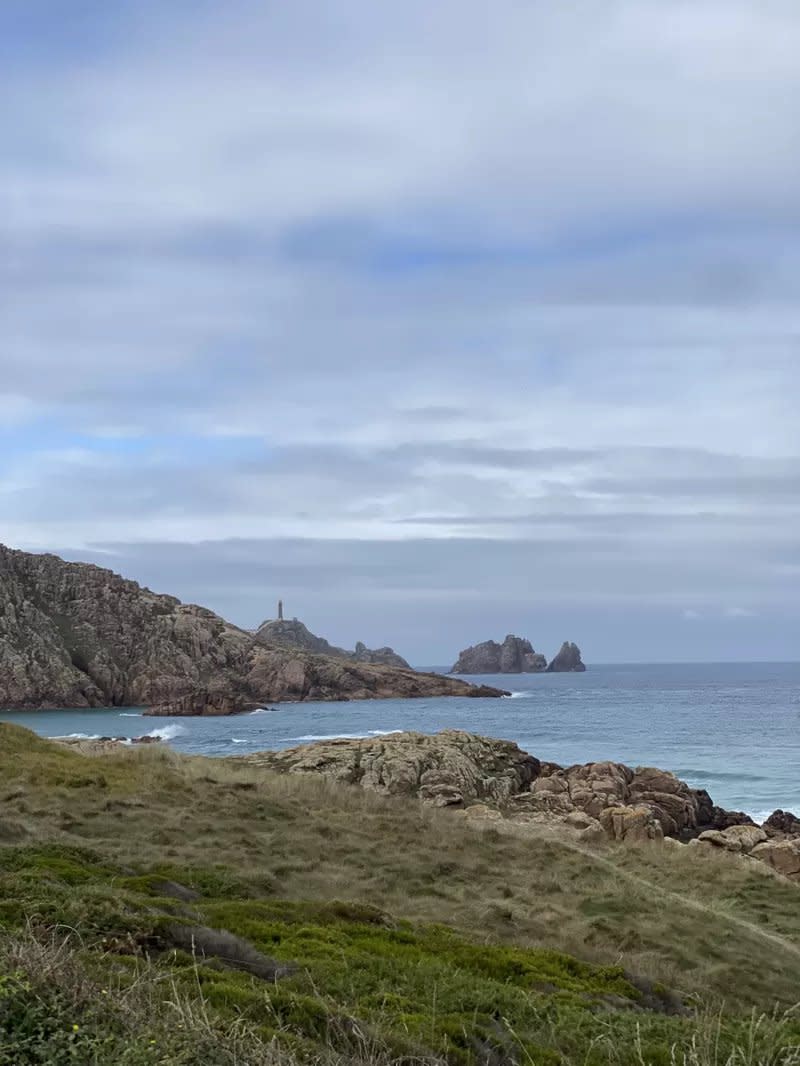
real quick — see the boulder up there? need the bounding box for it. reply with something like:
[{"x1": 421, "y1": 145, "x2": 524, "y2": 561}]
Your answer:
[
  {"x1": 750, "y1": 839, "x2": 800, "y2": 879},
  {"x1": 599, "y1": 805, "x2": 664, "y2": 843},
  {"x1": 559, "y1": 761, "x2": 632, "y2": 819},
  {"x1": 696, "y1": 825, "x2": 767, "y2": 853}
]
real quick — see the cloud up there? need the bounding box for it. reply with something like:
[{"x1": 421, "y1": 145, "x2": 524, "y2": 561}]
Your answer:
[
  {"x1": 0, "y1": 1, "x2": 798, "y2": 660},
  {"x1": 724, "y1": 607, "x2": 757, "y2": 619}
]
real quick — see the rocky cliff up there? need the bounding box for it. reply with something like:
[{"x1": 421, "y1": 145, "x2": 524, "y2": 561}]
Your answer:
[
  {"x1": 0, "y1": 545, "x2": 506, "y2": 710},
  {"x1": 546, "y1": 641, "x2": 586, "y2": 672},
  {"x1": 452, "y1": 635, "x2": 548, "y2": 674},
  {"x1": 254, "y1": 619, "x2": 410, "y2": 669}
]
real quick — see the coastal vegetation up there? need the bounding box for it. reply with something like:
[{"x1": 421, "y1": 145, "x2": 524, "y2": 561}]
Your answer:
[{"x1": 1, "y1": 723, "x2": 800, "y2": 1063}]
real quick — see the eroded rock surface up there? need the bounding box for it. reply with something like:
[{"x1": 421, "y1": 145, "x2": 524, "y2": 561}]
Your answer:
[
  {"x1": 239, "y1": 729, "x2": 744, "y2": 839},
  {"x1": 0, "y1": 545, "x2": 506, "y2": 710},
  {"x1": 546, "y1": 641, "x2": 586, "y2": 672},
  {"x1": 242, "y1": 731, "x2": 541, "y2": 807},
  {"x1": 239, "y1": 729, "x2": 800, "y2": 881},
  {"x1": 254, "y1": 619, "x2": 411, "y2": 669},
  {"x1": 452, "y1": 635, "x2": 548, "y2": 674}
]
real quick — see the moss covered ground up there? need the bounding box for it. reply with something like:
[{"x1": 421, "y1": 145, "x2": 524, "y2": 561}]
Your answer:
[{"x1": 1, "y1": 723, "x2": 799, "y2": 1064}]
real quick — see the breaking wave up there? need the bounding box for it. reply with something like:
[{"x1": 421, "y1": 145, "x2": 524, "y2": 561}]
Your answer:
[
  {"x1": 747, "y1": 808, "x2": 795, "y2": 824},
  {"x1": 283, "y1": 729, "x2": 402, "y2": 743},
  {"x1": 143, "y1": 724, "x2": 186, "y2": 742}
]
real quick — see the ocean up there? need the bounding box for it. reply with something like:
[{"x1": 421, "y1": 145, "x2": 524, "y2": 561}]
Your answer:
[{"x1": 2, "y1": 662, "x2": 798, "y2": 820}]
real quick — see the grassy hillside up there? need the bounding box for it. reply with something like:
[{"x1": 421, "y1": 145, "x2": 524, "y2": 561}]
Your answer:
[{"x1": 0, "y1": 723, "x2": 799, "y2": 1065}]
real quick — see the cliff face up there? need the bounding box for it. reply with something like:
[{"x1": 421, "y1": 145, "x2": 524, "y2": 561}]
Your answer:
[
  {"x1": 452, "y1": 635, "x2": 548, "y2": 674},
  {"x1": 0, "y1": 545, "x2": 505, "y2": 710},
  {"x1": 254, "y1": 619, "x2": 410, "y2": 669}
]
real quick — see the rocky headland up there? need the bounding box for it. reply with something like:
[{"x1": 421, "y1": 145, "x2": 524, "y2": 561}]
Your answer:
[
  {"x1": 0, "y1": 545, "x2": 507, "y2": 711},
  {"x1": 255, "y1": 617, "x2": 410, "y2": 669},
  {"x1": 452, "y1": 635, "x2": 584, "y2": 673},
  {"x1": 239, "y1": 729, "x2": 800, "y2": 881}
]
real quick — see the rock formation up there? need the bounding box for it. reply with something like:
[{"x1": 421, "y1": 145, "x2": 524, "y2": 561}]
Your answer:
[
  {"x1": 452, "y1": 635, "x2": 548, "y2": 674},
  {"x1": 351, "y1": 641, "x2": 410, "y2": 669},
  {"x1": 0, "y1": 545, "x2": 507, "y2": 710},
  {"x1": 239, "y1": 729, "x2": 746, "y2": 838},
  {"x1": 240, "y1": 729, "x2": 800, "y2": 881},
  {"x1": 242, "y1": 731, "x2": 541, "y2": 807},
  {"x1": 546, "y1": 641, "x2": 586, "y2": 672},
  {"x1": 255, "y1": 618, "x2": 411, "y2": 669}
]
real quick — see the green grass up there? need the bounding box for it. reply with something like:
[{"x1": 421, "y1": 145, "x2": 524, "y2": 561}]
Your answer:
[{"x1": 1, "y1": 723, "x2": 800, "y2": 1064}]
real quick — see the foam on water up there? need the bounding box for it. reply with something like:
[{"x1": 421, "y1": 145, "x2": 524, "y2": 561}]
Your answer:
[
  {"x1": 143, "y1": 724, "x2": 186, "y2": 741},
  {"x1": 5, "y1": 663, "x2": 799, "y2": 815}
]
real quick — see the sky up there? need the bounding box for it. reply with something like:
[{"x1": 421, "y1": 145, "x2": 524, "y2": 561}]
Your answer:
[{"x1": 2, "y1": 0, "x2": 799, "y2": 664}]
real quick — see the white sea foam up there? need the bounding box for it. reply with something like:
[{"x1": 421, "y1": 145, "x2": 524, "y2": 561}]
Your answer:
[
  {"x1": 507, "y1": 691, "x2": 534, "y2": 699},
  {"x1": 231, "y1": 738, "x2": 247, "y2": 744},
  {"x1": 119, "y1": 712, "x2": 142, "y2": 717},
  {"x1": 285, "y1": 732, "x2": 361, "y2": 742},
  {"x1": 746, "y1": 807, "x2": 799, "y2": 824},
  {"x1": 368, "y1": 729, "x2": 402, "y2": 736},
  {"x1": 249, "y1": 707, "x2": 279, "y2": 715},
  {"x1": 143, "y1": 724, "x2": 186, "y2": 741},
  {"x1": 54, "y1": 732, "x2": 102, "y2": 740}
]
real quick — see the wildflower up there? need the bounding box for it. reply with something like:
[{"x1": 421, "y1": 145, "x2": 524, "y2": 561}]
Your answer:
[{"x1": 72, "y1": 1024, "x2": 80, "y2": 1032}]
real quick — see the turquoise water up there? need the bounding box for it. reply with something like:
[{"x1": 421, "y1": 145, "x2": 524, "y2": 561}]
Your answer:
[{"x1": 2, "y1": 662, "x2": 799, "y2": 819}]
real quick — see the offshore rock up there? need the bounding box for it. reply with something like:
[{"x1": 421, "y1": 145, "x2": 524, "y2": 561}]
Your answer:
[
  {"x1": 452, "y1": 635, "x2": 548, "y2": 674},
  {"x1": 0, "y1": 545, "x2": 506, "y2": 710},
  {"x1": 546, "y1": 641, "x2": 586, "y2": 672}
]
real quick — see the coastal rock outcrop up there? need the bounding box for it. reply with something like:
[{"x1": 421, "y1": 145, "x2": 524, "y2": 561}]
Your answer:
[
  {"x1": 255, "y1": 619, "x2": 411, "y2": 670},
  {"x1": 240, "y1": 729, "x2": 799, "y2": 880},
  {"x1": 242, "y1": 731, "x2": 540, "y2": 806},
  {"x1": 750, "y1": 839, "x2": 800, "y2": 878},
  {"x1": 452, "y1": 635, "x2": 548, "y2": 674},
  {"x1": 546, "y1": 641, "x2": 586, "y2": 672},
  {"x1": 0, "y1": 545, "x2": 506, "y2": 710}
]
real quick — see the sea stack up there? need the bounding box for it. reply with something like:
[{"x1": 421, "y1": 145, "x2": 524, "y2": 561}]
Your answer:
[
  {"x1": 546, "y1": 641, "x2": 586, "y2": 672},
  {"x1": 452, "y1": 635, "x2": 548, "y2": 674}
]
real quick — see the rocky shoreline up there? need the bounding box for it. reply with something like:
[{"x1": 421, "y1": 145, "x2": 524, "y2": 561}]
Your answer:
[
  {"x1": 0, "y1": 544, "x2": 508, "y2": 711},
  {"x1": 238, "y1": 729, "x2": 800, "y2": 881}
]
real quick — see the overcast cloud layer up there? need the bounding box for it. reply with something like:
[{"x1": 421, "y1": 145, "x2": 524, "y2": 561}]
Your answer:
[{"x1": 2, "y1": 0, "x2": 799, "y2": 663}]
